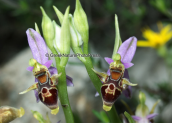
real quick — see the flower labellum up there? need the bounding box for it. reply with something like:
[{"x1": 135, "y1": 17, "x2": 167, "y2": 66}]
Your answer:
[
  {"x1": 0, "y1": 106, "x2": 25, "y2": 123},
  {"x1": 20, "y1": 59, "x2": 61, "y2": 115},
  {"x1": 92, "y1": 56, "x2": 137, "y2": 111}
]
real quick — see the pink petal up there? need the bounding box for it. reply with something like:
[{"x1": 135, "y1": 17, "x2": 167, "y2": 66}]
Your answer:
[
  {"x1": 117, "y1": 37, "x2": 137, "y2": 63},
  {"x1": 104, "y1": 57, "x2": 114, "y2": 64},
  {"x1": 123, "y1": 62, "x2": 134, "y2": 69},
  {"x1": 27, "y1": 66, "x2": 34, "y2": 71},
  {"x1": 26, "y1": 28, "x2": 48, "y2": 64},
  {"x1": 146, "y1": 113, "x2": 158, "y2": 120},
  {"x1": 43, "y1": 60, "x2": 53, "y2": 68}
]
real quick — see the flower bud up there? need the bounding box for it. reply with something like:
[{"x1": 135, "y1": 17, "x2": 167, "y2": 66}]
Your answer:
[
  {"x1": 40, "y1": 6, "x2": 55, "y2": 51},
  {"x1": 74, "y1": 0, "x2": 89, "y2": 46},
  {"x1": 0, "y1": 106, "x2": 24, "y2": 123},
  {"x1": 31, "y1": 110, "x2": 45, "y2": 123},
  {"x1": 58, "y1": 6, "x2": 71, "y2": 66},
  {"x1": 53, "y1": 21, "x2": 62, "y2": 53},
  {"x1": 135, "y1": 92, "x2": 149, "y2": 117},
  {"x1": 69, "y1": 14, "x2": 83, "y2": 47}
]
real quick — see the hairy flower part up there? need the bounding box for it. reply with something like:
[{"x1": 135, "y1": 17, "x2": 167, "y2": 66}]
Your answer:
[
  {"x1": 137, "y1": 23, "x2": 172, "y2": 48},
  {"x1": 132, "y1": 92, "x2": 159, "y2": 123},
  {"x1": 0, "y1": 106, "x2": 24, "y2": 123}
]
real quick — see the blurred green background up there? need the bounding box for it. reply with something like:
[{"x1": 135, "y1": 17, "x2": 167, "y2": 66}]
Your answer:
[{"x1": 0, "y1": 0, "x2": 172, "y2": 123}]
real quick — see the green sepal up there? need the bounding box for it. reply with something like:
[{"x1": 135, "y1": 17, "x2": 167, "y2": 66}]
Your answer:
[
  {"x1": 53, "y1": 6, "x2": 64, "y2": 25},
  {"x1": 112, "y1": 14, "x2": 122, "y2": 61}
]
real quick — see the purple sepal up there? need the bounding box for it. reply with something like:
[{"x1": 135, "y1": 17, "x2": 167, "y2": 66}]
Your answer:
[
  {"x1": 104, "y1": 57, "x2": 114, "y2": 64},
  {"x1": 146, "y1": 113, "x2": 158, "y2": 120},
  {"x1": 34, "y1": 90, "x2": 40, "y2": 103},
  {"x1": 49, "y1": 66, "x2": 58, "y2": 75},
  {"x1": 123, "y1": 70, "x2": 132, "y2": 98},
  {"x1": 117, "y1": 37, "x2": 137, "y2": 63},
  {"x1": 95, "y1": 92, "x2": 99, "y2": 97},
  {"x1": 26, "y1": 28, "x2": 48, "y2": 64},
  {"x1": 57, "y1": 120, "x2": 61, "y2": 123},
  {"x1": 132, "y1": 116, "x2": 141, "y2": 121},
  {"x1": 66, "y1": 75, "x2": 74, "y2": 87},
  {"x1": 123, "y1": 86, "x2": 132, "y2": 98},
  {"x1": 123, "y1": 69, "x2": 129, "y2": 80}
]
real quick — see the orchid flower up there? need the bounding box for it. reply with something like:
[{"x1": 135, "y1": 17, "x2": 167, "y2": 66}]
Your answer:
[
  {"x1": 132, "y1": 92, "x2": 159, "y2": 123},
  {"x1": 105, "y1": 36, "x2": 137, "y2": 98},
  {"x1": 19, "y1": 28, "x2": 73, "y2": 115},
  {"x1": 92, "y1": 37, "x2": 137, "y2": 111},
  {"x1": 95, "y1": 37, "x2": 137, "y2": 98},
  {"x1": 26, "y1": 28, "x2": 73, "y2": 101}
]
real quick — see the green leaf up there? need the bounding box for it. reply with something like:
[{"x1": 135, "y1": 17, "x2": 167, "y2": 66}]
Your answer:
[
  {"x1": 124, "y1": 111, "x2": 135, "y2": 123},
  {"x1": 92, "y1": 110, "x2": 103, "y2": 121}
]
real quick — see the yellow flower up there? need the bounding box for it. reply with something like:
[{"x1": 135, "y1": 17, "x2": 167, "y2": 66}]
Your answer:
[{"x1": 137, "y1": 23, "x2": 172, "y2": 48}]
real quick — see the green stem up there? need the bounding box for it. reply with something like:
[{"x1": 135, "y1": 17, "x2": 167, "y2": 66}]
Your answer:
[
  {"x1": 55, "y1": 62, "x2": 74, "y2": 123},
  {"x1": 83, "y1": 42, "x2": 89, "y2": 54},
  {"x1": 83, "y1": 57, "x2": 121, "y2": 123}
]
